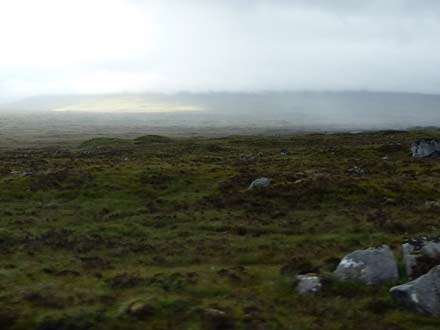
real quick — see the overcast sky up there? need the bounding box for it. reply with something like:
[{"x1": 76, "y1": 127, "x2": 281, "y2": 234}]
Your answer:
[{"x1": 1, "y1": 0, "x2": 440, "y2": 99}]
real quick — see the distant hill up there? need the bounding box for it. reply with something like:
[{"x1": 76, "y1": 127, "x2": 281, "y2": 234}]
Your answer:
[{"x1": 1, "y1": 91, "x2": 440, "y2": 130}]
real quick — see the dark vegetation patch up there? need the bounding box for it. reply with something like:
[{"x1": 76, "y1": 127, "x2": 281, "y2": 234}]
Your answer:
[
  {"x1": 79, "y1": 137, "x2": 133, "y2": 149},
  {"x1": 134, "y1": 134, "x2": 173, "y2": 144}
]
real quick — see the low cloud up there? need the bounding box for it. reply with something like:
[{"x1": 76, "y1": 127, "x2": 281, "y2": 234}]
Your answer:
[{"x1": 1, "y1": 0, "x2": 440, "y2": 99}]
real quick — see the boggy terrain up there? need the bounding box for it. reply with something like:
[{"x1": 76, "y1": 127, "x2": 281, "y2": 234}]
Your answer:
[{"x1": 2, "y1": 131, "x2": 440, "y2": 329}]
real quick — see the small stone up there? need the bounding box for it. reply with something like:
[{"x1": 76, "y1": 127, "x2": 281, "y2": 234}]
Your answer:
[
  {"x1": 348, "y1": 166, "x2": 368, "y2": 175},
  {"x1": 425, "y1": 201, "x2": 440, "y2": 210},
  {"x1": 248, "y1": 178, "x2": 271, "y2": 190},
  {"x1": 383, "y1": 197, "x2": 396, "y2": 205},
  {"x1": 296, "y1": 274, "x2": 322, "y2": 294},
  {"x1": 126, "y1": 300, "x2": 154, "y2": 319}
]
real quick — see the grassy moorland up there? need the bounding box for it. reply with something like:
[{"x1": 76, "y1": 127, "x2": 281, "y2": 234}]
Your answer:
[{"x1": 2, "y1": 131, "x2": 440, "y2": 329}]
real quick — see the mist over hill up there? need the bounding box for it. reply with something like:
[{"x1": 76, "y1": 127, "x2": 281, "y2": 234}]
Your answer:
[{"x1": 1, "y1": 91, "x2": 440, "y2": 131}]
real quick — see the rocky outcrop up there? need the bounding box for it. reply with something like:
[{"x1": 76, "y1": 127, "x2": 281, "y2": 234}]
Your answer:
[
  {"x1": 390, "y1": 265, "x2": 440, "y2": 316},
  {"x1": 334, "y1": 245, "x2": 398, "y2": 285},
  {"x1": 411, "y1": 139, "x2": 440, "y2": 158}
]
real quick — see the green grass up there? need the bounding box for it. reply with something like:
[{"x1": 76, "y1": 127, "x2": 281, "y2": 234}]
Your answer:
[{"x1": 1, "y1": 131, "x2": 440, "y2": 329}]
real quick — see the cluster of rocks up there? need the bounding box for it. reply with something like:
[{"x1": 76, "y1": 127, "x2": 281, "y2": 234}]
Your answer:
[
  {"x1": 295, "y1": 245, "x2": 399, "y2": 295},
  {"x1": 249, "y1": 140, "x2": 440, "y2": 314},
  {"x1": 293, "y1": 242, "x2": 440, "y2": 316},
  {"x1": 247, "y1": 138, "x2": 440, "y2": 192}
]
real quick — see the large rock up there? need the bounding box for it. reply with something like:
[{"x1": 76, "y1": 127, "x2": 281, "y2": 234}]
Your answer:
[
  {"x1": 402, "y1": 238, "x2": 440, "y2": 279},
  {"x1": 390, "y1": 265, "x2": 440, "y2": 316},
  {"x1": 334, "y1": 245, "x2": 398, "y2": 285},
  {"x1": 248, "y1": 178, "x2": 271, "y2": 190},
  {"x1": 296, "y1": 274, "x2": 322, "y2": 294},
  {"x1": 411, "y1": 139, "x2": 440, "y2": 158}
]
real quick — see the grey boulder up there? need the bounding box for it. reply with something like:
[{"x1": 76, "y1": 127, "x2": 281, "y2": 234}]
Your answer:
[
  {"x1": 411, "y1": 139, "x2": 440, "y2": 158},
  {"x1": 296, "y1": 274, "x2": 322, "y2": 294},
  {"x1": 334, "y1": 245, "x2": 398, "y2": 285},
  {"x1": 248, "y1": 177, "x2": 271, "y2": 190},
  {"x1": 422, "y1": 241, "x2": 440, "y2": 259},
  {"x1": 390, "y1": 265, "x2": 440, "y2": 316}
]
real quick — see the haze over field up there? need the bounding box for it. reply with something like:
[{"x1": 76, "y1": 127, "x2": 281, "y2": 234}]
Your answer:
[
  {"x1": 1, "y1": 1, "x2": 440, "y2": 133},
  {"x1": 1, "y1": 91, "x2": 440, "y2": 148}
]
